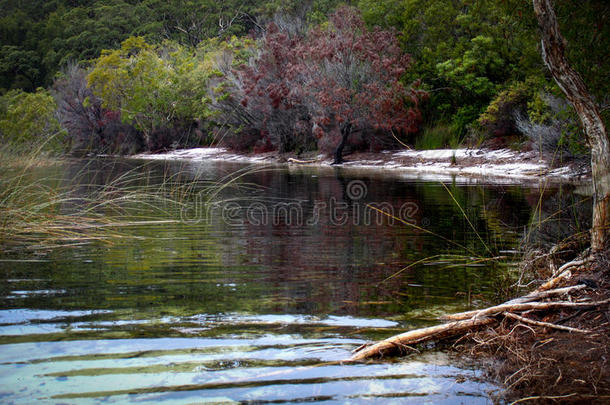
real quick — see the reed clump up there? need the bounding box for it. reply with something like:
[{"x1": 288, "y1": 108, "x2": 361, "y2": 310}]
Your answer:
[{"x1": 0, "y1": 146, "x2": 206, "y2": 250}]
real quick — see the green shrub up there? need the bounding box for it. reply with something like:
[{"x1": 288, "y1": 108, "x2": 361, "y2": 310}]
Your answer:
[
  {"x1": 478, "y1": 82, "x2": 529, "y2": 138},
  {"x1": 451, "y1": 105, "x2": 483, "y2": 140},
  {"x1": 515, "y1": 91, "x2": 589, "y2": 158},
  {"x1": 0, "y1": 88, "x2": 65, "y2": 152},
  {"x1": 87, "y1": 37, "x2": 220, "y2": 150}
]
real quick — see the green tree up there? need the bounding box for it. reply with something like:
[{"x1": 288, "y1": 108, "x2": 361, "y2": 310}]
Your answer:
[
  {"x1": 87, "y1": 36, "x2": 221, "y2": 148},
  {"x1": 0, "y1": 46, "x2": 42, "y2": 91},
  {"x1": 87, "y1": 37, "x2": 172, "y2": 137}
]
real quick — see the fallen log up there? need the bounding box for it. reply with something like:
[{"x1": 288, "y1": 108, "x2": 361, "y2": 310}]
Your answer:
[
  {"x1": 348, "y1": 296, "x2": 610, "y2": 361},
  {"x1": 348, "y1": 317, "x2": 496, "y2": 361}
]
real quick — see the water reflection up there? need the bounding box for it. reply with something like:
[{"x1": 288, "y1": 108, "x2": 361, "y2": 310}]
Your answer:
[{"x1": 0, "y1": 158, "x2": 587, "y2": 403}]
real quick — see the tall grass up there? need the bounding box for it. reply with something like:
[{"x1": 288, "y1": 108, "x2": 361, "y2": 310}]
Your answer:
[
  {"x1": 0, "y1": 146, "x2": 198, "y2": 250},
  {"x1": 415, "y1": 124, "x2": 462, "y2": 150},
  {"x1": 0, "y1": 142, "x2": 277, "y2": 251}
]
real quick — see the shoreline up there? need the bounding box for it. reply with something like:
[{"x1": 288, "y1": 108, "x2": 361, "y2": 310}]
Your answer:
[{"x1": 131, "y1": 147, "x2": 591, "y2": 185}]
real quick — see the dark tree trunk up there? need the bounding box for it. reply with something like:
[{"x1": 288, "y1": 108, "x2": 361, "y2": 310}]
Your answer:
[
  {"x1": 533, "y1": 0, "x2": 610, "y2": 252},
  {"x1": 333, "y1": 122, "x2": 352, "y2": 165}
]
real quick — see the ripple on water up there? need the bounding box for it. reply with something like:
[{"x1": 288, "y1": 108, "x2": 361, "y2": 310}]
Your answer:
[{"x1": 0, "y1": 309, "x2": 498, "y2": 404}]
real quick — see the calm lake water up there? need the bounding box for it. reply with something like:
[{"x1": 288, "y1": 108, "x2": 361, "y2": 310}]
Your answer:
[{"x1": 0, "y1": 158, "x2": 586, "y2": 404}]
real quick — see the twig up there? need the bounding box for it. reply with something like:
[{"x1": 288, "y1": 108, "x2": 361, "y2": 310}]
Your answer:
[
  {"x1": 504, "y1": 312, "x2": 591, "y2": 333},
  {"x1": 538, "y1": 257, "x2": 593, "y2": 291}
]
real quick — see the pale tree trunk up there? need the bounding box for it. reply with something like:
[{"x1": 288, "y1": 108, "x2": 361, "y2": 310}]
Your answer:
[{"x1": 532, "y1": 0, "x2": 610, "y2": 252}]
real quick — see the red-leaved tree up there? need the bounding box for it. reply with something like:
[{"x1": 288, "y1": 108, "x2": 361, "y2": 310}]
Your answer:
[
  {"x1": 219, "y1": 7, "x2": 424, "y2": 161},
  {"x1": 218, "y1": 19, "x2": 314, "y2": 153},
  {"x1": 300, "y1": 6, "x2": 426, "y2": 163}
]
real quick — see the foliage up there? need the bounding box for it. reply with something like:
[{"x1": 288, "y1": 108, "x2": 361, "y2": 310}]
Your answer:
[
  {"x1": 478, "y1": 82, "x2": 530, "y2": 139},
  {"x1": 303, "y1": 6, "x2": 424, "y2": 161},
  {"x1": 0, "y1": 0, "x2": 273, "y2": 91},
  {"x1": 515, "y1": 92, "x2": 588, "y2": 158},
  {"x1": 415, "y1": 124, "x2": 460, "y2": 150},
  {"x1": 87, "y1": 37, "x2": 215, "y2": 151},
  {"x1": 219, "y1": 7, "x2": 424, "y2": 159},
  {"x1": 0, "y1": 88, "x2": 64, "y2": 152},
  {"x1": 1, "y1": 0, "x2": 607, "y2": 155},
  {"x1": 52, "y1": 63, "x2": 142, "y2": 156},
  {"x1": 358, "y1": 0, "x2": 608, "y2": 146},
  {"x1": 197, "y1": 36, "x2": 265, "y2": 151},
  {"x1": 87, "y1": 37, "x2": 172, "y2": 136},
  {"x1": 553, "y1": 0, "x2": 610, "y2": 104},
  {"x1": 219, "y1": 20, "x2": 314, "y2": 153},
  {"x1": 358, "y1": 0, "x2": 541, "y2": 137},
  {"x1": 0, "y1": 46, "x2": 42, "y2": 92}
]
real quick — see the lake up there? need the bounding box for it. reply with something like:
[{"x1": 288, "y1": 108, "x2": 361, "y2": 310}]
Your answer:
[{"x1": 0, "y1": 158, "x2": 586, "y2": 404}]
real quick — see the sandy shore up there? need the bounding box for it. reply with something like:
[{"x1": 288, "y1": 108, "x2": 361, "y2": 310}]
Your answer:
[{"x1": 132, "y1": 147, "x2": 591, "y2": 184}]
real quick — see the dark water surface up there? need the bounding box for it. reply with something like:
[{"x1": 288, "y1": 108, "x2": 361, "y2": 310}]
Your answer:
[{"x1": 0, "y1": 158, "x2": 577, "y2": 404}]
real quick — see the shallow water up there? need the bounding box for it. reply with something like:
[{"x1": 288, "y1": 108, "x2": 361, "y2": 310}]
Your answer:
[{"x1": 0, "y1": 158, "x2": 580, "y2": 403}]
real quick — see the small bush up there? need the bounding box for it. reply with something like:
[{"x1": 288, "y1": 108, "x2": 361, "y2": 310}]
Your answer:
[
  {"x1": 86, "y1": 37, "x2": 218, "y2": 153},
  {"x1": 515, "y1": 92, "x2": 588, "y2": 159},
  {"x1": 53, "y1": 63, "x2": 143, "y2": 156},
  {"x1": 478, "y1": 82, "x2": 529, "y2": 138}
]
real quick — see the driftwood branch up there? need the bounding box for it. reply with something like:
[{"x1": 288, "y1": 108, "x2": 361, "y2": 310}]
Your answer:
[
  {"x1": 509, "y1": 284, "x2": 586, "y2": 304},
  {"x1": 349, "y1": 317, "x2": 496, "y2": 361},
  {"x1": 441, "y1": 285, "x2": 587, "y2": 321},
  {"x1": 538, "y1": 258, "x2": 593, "y2": 291},
  {"x1": 347, "y1": 281, "x2": 609, "y2": 361}
]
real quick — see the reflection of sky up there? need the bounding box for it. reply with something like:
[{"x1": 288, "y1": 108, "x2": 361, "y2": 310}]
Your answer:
[
  {"x1": 0, "y1": 309, "x2": 496, "y2": 404},
  {"x1": 0, "y1": 309, "x2": 113, "y2": 324},
  {"x1": 190, "y1": 313, "x2": 398, "y2": 328},
  {"x1": 0, "y1": 334, "x2": 495, "y2": 404},
  {"x1": 5, "y1": 289, "x2": 66, "y2": 299},
  {"x1": 0, "y1": 309, "x2": 397, "y2": 337}
]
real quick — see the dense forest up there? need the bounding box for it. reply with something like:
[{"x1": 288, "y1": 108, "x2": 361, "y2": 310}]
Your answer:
[{"x1": 0, "y1": 0, "x2": 608, "y2": 160}]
